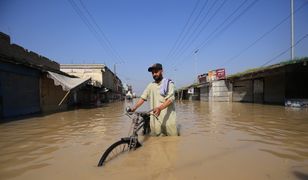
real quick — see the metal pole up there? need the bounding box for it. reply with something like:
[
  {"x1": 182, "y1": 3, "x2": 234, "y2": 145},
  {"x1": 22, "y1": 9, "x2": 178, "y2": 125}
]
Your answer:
[
  {"x1": 194, "y1": 49, "x2": 199, "y2": 82},
  {"x1": 59, "y1": 90, "x2": 71, "y2": 106},
  {"x1": 291, "y1": 0, "x2": 294, "y2": 60},
  {"x1": 114, "y1": 64, "x2": 116, "y2": 75}
]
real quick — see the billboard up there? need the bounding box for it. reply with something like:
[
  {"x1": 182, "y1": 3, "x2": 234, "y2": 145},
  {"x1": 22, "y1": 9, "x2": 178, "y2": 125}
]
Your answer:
[
  {"x1": 199, "y1": 68, "x2": 226, "y2": 82},
  {"x1": 216, "y1": 68, "x2": 226, "y2": 80},
  {"x1": 198, "y1": 73, "x2": 207, "y2": 83}
]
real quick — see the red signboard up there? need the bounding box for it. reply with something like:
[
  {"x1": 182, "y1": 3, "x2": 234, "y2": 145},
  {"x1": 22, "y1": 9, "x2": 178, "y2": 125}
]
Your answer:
[{"x1": 216, "y1": 68, "x2": 226, "y2": 80}]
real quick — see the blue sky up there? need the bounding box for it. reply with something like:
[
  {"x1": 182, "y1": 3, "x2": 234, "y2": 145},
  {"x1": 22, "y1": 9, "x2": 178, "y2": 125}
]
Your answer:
[{"x1": 1, "y1": 0, "x2": 308, "y2": 94}]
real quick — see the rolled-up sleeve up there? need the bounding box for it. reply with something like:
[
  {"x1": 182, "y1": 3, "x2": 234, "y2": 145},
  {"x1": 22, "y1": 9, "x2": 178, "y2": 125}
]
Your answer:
[
  {"x1": 165, "y1": 82, "x2": 175, "y2": 102},
  {"x1": 140, "y1": 84, "x2": 151, "y2": 101}
]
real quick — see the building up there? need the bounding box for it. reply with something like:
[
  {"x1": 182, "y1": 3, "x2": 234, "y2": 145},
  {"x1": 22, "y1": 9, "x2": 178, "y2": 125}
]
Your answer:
[
  {"x1": 178, "y1": 58, "x2": 308, "y2": 107},
  {"x1": 0, "y1": 32, "x2": 90, "y2": 120},
  {"x1": 60, "y1": 64, "x2": 124, "y2": 102},
  {"x1": 228, "y1": 58, "x2": 308, "y2": 106}
]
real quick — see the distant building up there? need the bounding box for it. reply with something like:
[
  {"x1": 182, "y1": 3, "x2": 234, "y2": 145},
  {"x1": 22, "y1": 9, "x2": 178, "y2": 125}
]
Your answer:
[
  {"x1": 60, "y1": 64, "x2": 124, "y2": 102},
  {"x1": 179, "y1": 58, "x2": 308, "y2": 106}
]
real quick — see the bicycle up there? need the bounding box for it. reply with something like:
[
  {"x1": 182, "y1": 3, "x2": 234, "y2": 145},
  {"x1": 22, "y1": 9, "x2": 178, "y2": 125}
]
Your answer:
[{"x1": 97, "y1": 108, "x2": 155, "y2": 167}]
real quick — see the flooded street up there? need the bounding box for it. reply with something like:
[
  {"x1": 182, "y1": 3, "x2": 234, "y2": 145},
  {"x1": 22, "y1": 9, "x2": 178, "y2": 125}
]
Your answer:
[{"x1": 1, "y1": 101, "x2": 308, "y2": 180}]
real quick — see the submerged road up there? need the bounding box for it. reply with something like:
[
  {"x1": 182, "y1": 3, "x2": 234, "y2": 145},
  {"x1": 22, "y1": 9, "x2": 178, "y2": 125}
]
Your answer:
[{"x1": 0, "y1": 100, "x2": 308, "y2": 180}]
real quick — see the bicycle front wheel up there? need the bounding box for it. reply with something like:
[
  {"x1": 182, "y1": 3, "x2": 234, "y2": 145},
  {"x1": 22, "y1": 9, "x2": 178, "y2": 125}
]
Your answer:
[{"x1": 97, "y1": 138, "x2": 141, "y2": 167}]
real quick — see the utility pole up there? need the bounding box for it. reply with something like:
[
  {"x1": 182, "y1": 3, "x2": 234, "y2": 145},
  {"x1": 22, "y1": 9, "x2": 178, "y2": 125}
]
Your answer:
[
  {"x1": 291, "y1": 0, "x2": 294, "y2": 60},
  {"x1": 113, "y1": 62, "x2": 125, "y2": 76},
  {"x1": 194, "y1": 49, "x2": 199, "y2": 83},
  {"x1": 113, "y1": 63, "x2": 116, "y2": 76}
]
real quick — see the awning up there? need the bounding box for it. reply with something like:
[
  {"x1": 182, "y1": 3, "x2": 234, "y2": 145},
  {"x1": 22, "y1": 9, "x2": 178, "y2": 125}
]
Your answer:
[{"x1": 47, "y1": 71, "x2": 90, "y2": 91}]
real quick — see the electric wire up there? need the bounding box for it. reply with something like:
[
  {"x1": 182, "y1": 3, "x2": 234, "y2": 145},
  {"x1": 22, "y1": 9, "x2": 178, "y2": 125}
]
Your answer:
[
  {"x1": 164, "y1": 0, "x2": 201, "y2": 63},
  {"x1": 67, "y1": 0, "x2": 122, "y2": 64},
  {"x1": 261, "y1": 33, "x2": 308, "y2": 67},
  {"x1": 166, "y1": 0, "x2": 210, "y2": 66},
  {"x1": 78, "y1": 0, "x2": 125, "y2": 64},
  {"x1": 172, "y1": 0, "x2": 259, "y2": 70},
  {"x1": 222, "y1": 1, "x2": 308, "y2": 66},
  {"x1": 172, "y1": 0, "x2": 228, "y2": 61},
  {"x1": 197, "y1": 0, "x2": 260, "y2": 51}
]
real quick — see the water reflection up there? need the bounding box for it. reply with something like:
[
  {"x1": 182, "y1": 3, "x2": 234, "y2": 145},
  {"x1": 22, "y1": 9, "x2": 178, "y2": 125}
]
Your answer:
[{"x1": 0, "y1": 100, "x2": 307, "y2": 179}]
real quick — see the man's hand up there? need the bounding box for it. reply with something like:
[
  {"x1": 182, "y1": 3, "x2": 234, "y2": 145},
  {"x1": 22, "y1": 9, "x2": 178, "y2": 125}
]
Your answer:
[
  {"x1": 126, "y1": 107, "x2": 133, "y2": 113},
  {"x1": 153, "y1": 107, "x2": 161, "y2": 116}
]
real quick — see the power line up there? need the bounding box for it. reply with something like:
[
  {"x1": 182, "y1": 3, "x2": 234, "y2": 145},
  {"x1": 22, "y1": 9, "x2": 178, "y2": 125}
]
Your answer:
[
  {"x1": 172, "y1": 0, "x2": 258, "y2": 70},
  {"x1": 78, "y1": 0, "x2": 125, "y2": 64},
  {"x1": 166, "y1": 0, "x2": 210, "y2": 65},
  {"x1": 164, "y1": 0, "x2": 201, "y2": 63},
  {"x1": 197, "y1": 0, "x2": 260, "y2": 51},
  {"x1": 68, "y1": 0, "x2": 115, "y2": 62},
  {"x1": 222, "y1": 1, "x2": 308, "y2": 66},
  {"x1": 172, "y1": 0, "x2": 228, "y2": 61},
  {"x1": 261, "y1": 33, "x2": 308, "y2": 67},
  {"x1": 169, "y1": 0, "x2": 218, "y2": 64},
  {"x1": 67, "y1": 0, "x2": 122, "y2": 64}
]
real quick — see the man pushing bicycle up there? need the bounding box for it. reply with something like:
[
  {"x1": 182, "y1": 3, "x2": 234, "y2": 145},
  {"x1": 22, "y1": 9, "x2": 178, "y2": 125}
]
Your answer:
[{"x1": 129, "y1": 63, "x2": 178, "y2": 136}]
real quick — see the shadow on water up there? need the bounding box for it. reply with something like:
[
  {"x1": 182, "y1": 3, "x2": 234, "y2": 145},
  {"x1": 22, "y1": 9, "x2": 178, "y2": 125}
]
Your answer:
[{"x1": 294, "y1": 171, "x2": 308, "y2": 180}]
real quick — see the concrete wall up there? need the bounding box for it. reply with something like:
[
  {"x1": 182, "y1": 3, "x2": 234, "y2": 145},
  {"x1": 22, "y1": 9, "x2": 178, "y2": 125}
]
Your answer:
[
  {"x1": 200, "y1": 85, "x2": 209, "y2": 101},
  {"x1": 232, "y1": 80, "x2": 253, "y2": 102},
  {"x1": 103, "y1": 67, "x2": 115, "y2": 90},
  {"x1": 209, "y1": 80, "x2": 231, "y2": 102},
  {"x1": 199, "y1": 80, "x2": 231, "y2": 102},
  {"x1": 0, "y1": 32, "x2": 59, "y2": 70},
  {"x1": 103, "y1": 67, "x2": 123, "y2": 96}
]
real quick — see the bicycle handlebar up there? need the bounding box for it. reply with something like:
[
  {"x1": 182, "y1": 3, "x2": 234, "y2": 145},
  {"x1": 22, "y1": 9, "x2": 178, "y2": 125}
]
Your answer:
[
  {"x1": 126, "y1": 110, "x2": 152, "y2": 116},
  {"x1": 125, "y1": 107, "x2": 156, "y2": 118}
]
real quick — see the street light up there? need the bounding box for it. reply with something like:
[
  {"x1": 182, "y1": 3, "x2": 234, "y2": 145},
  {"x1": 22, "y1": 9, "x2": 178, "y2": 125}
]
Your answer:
[
  {"x1": 290, "y1": 0, "x2": 294, "y2": 60},
  {"x1": 194, "y1": 49, "x2": 199, "y2": 83}
]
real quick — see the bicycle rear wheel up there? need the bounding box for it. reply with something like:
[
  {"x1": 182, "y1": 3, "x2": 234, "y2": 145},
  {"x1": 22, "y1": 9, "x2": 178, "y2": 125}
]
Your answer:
[{"x1": 97, "y1": 138, "x2": 141, "y2": 167}]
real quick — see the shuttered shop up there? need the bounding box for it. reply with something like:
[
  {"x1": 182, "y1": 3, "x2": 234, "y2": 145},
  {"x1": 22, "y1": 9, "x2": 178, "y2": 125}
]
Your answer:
[{"x1": 0, "y1": 62, "x2": 40, "y2": 119}]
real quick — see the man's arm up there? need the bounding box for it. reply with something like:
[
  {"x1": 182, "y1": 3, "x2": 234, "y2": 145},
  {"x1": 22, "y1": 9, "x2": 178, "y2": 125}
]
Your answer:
[
  {"x1": 131, "y1": 84, "x2": 150, "y2": 112},
  {"x1": 153, "y1": 99, "x2": 173, "y2": 116},
  {"x1": 131, "y1": 98, "x2": 145, "y2": 112}
]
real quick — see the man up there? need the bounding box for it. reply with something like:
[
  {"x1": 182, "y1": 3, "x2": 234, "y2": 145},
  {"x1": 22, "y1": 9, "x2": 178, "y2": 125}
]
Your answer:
[{"x1": 130, "y1": 63, "x2": 178, "y2": 136}]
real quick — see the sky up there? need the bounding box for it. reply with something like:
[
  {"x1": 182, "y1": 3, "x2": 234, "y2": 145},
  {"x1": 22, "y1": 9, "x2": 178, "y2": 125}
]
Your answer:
[{"x1": 1, "y1": 0, "x2": 308, "y2": 94}]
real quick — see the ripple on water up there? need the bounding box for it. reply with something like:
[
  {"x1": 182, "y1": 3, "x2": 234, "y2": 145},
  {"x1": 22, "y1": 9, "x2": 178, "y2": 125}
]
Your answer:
[{"x1": 0, "y1": 101, "x2": 308, "y2": 180}]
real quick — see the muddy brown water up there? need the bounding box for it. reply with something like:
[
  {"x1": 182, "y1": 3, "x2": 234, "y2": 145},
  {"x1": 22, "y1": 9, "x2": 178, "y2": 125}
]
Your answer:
[{"x1": 0, "y1": 101, "x2": 308, "y2": 180}]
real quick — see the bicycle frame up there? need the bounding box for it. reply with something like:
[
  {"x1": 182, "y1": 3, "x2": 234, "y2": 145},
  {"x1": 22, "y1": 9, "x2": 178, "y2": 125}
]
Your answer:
[
  {"x1": 126, "y1": 112, "x2": 150, "y2": 136},
  {"x1": 97, "y1": 110, "x2": 154, "y2": 167}
]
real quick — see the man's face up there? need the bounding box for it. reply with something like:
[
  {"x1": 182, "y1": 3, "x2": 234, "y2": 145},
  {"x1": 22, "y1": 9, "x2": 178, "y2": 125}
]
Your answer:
[{"x1": 152, "y1": 69, "x2": 163, "y2": 82}]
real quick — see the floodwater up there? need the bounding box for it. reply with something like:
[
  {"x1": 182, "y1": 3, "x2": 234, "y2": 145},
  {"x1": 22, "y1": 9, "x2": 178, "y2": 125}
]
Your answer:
[{"x1": 0, "y1": 101, "x2": 308, "y2": 180}]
